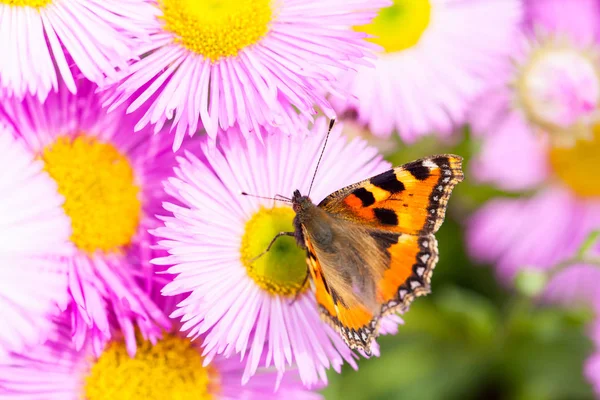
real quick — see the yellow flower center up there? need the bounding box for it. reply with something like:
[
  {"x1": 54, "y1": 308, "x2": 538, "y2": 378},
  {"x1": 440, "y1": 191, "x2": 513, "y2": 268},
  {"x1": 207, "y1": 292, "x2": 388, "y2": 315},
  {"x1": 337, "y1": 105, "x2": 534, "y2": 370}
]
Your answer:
[
  {"x1": 355, "y1": 0, "x2": 431, "y2": 53},
  {"x1": 41, "y1": 136, "x2": 141, "y2": 254},
  {"x1": 240, "y1": 207, "x2": 308, "y2": 297},
  {"x1": 549, "y1": 124, "x2": 600, "y2": 197},
  {"x1": 159, "y1": 0, "x2": 272, "y2": 61},
  {"x1": 0, "y1": 0, "x2": 51, "y2": 7},
  {"x1": 516, "y1": 42, "x2": 600, "y2": 147},
  {"x1": 85, "y1": 334, "x2": 218, "y2": 400}
]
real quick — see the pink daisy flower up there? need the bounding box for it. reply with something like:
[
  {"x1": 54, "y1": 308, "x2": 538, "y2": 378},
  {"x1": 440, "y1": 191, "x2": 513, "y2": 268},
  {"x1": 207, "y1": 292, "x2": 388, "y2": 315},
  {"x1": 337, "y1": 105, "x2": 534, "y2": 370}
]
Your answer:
[
  {"x1": 104, "y1": 0, "x2": 389, "y2": 150},
  {"x1": 152, "y1": 119, "x2": 402, "y2": 387},
  {"x1": 331, "y1": 0, "x2": 522, "y2": 142},
  {"x1": 0, "y1": 127, "x2": 72, "y2": 360},
  {"x1": 0, "y1": 295, "x2": 321, "y2": 399},
  {"x1": 0, "y1": 78, "x2": 180, "y2": 356},
  {"x1": 466, "y1": 0, "x2": 600, "y2": 283},
  {"x1": 0, "y1": 0, "x2": 155, "y2": 101}
]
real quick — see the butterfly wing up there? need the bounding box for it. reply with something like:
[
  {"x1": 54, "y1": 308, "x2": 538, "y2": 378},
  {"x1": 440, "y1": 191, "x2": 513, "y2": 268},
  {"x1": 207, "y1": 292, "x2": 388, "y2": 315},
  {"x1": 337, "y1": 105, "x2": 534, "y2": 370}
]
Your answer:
[
  {"x1": 302, "y1": 213, "x2": 439, "y2": 352},
  {"x1": 306, "y1": 154, "x2": 462, "y2": 352},
  {"x1": 318, "y1": 155, "x2": 464, "y2": 235}
]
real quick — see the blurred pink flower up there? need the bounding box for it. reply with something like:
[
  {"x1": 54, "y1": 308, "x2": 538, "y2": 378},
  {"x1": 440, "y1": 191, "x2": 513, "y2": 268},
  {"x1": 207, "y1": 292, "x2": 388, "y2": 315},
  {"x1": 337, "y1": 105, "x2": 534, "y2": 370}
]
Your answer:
[
  {"x1": 467, "y1": 187, "x2": 600, "y2": 283},
  {"x1": 544, "y1": 265, "x2": 600, "y2": 307},
  {"x1": 332, "y1": 0, "x2": 522, "y2": 142},
  {"x1": 471, "y1": 0, "x2": 600, "y2": 150},
  {"x1": 467, "y1": 0, "x2": 600, "y2": 283},
  {"x1": 0, "y1": 0, "x2": 154, "y2": 101},
  {"x1": 524, "y1": 0, "x2": 600, "y2": 45},
  {"x1": 152, "y1": 119, "x2": 403, "y2": 387},
  {"x1": 104, "y1": 0, "x2": 389, "y2": 150},
  {"x1": 0, "y1": 79, "x2": 180, "y2": 356},
  {"x1": 0, "y1": 128, "x2": 72, "y2": 361}
]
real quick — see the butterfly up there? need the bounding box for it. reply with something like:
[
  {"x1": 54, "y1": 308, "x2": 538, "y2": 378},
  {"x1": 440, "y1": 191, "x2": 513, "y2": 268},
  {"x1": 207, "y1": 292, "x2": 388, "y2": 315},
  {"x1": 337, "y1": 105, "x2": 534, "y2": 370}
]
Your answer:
[{"x1": 247, "y1": 122, "x2": 464, "y2": 354}]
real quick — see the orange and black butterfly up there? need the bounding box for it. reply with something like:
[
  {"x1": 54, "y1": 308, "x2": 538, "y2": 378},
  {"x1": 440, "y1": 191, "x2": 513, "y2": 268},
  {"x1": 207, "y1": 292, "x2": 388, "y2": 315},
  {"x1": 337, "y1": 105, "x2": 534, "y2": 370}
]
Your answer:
[{"x1": 246, "y1": 121, "x2": 463, "y2": 354}]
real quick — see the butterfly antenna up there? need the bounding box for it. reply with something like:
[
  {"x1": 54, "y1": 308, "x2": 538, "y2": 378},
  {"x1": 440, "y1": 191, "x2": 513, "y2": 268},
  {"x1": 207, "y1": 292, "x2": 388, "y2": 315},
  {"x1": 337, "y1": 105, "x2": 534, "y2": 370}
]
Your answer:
[
  {"x1": 241, "y1": 192, "x2": 292, "y2": 203},
  {"x1": 308, "y1": 119, "x2": 335, "y2": 197}
]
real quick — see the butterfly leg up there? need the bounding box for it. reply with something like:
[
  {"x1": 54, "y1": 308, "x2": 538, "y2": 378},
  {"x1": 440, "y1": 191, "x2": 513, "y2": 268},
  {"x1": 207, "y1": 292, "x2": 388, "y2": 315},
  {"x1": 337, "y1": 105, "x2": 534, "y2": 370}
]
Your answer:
[
  {"x1": 289, "y1": 265, "x2": 310, "y2": 306},
  {"x1": 250, "y1": 231, "x2": 295, "y2": 262}
]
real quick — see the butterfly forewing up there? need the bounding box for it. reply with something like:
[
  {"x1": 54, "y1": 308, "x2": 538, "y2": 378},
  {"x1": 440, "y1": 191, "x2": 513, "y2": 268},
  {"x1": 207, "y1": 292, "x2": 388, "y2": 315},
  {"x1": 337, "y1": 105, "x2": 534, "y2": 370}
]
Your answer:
[{"x1": 318, "y1": 155, "x2": 464, "y2": 235}]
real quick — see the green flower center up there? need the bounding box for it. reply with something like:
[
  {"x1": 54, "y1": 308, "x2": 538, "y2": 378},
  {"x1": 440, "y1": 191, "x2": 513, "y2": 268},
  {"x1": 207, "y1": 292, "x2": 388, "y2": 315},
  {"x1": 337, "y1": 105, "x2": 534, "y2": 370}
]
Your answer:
[
  {"x1": 85, "y1": 334, "x2": 219, "y2": 400},
  {"x1": 355, "y1": 0, "x2": 431, "y2": 53},
  {"x1": 240, "y1": 207, "x2": 308, "y2": 297},
  {"x1": 159, "y1": 0, "x2": 273, "y2": 61}
]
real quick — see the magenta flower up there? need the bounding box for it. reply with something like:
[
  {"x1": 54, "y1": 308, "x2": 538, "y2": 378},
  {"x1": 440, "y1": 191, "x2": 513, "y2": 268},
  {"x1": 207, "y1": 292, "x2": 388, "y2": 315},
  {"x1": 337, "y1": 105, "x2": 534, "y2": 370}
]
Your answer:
[
  {"x1": 0, "y1": 127, "x2": 72, "y2": 360},
  {"x1": 332, "y1": 0, "x2": 522, "y2": 142},
  {"x1": 0, "y1": 78, "x2": 182, "y2": 356},
  {"x1": 103, "y1": 0, "x2": 389, "y2": 150},
  {"x1": 152, "y1": 119, "x2": 402, "y2": 387},
  {"x1": 0, "y1": 296, "x2": 321, "y2": 399},
  {"x1": 466, "y1": 0, "x2": 600, "y2": 283},
  {"x1": 0, "y1": 0, "x2": 155, "y2": 101}
]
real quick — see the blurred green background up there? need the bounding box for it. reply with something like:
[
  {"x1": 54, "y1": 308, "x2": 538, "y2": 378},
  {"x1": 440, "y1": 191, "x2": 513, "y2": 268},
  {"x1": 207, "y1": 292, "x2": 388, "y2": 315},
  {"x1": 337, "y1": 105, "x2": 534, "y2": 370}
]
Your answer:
[{"x1": 322, "y1": 131, "x2": 596, "y2": 400}]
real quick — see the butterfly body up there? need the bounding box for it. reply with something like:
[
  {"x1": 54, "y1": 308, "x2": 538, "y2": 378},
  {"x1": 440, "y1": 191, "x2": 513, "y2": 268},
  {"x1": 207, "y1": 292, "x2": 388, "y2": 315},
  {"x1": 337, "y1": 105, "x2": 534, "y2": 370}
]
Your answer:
[{"x1": 288, "y1": 155, "x2": 464, "y2": 354}]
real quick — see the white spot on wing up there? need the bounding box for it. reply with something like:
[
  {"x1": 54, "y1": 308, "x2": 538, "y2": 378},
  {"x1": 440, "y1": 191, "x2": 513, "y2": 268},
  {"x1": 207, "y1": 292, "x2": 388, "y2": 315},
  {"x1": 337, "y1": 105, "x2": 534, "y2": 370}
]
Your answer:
[
  {"x1": 410, "y1": 280, "x2": 421, "y2": 289},
  {"x1": 422, "y1": 160, "x2": 437, "y2": 169}
]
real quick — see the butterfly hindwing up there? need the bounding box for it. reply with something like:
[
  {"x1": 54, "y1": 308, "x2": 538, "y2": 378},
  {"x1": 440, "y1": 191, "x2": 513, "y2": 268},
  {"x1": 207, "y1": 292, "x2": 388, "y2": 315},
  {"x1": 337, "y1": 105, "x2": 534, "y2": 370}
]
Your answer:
[
  {"x1": 318, "y1": 155, "x2": 463, "y2": 235},
  {"x1": 376, "y1": 232, "x2": 438, "y2": 312},
  {"x1": 304, "y1": 220, "x2": 439, "y2": 352},
  {"x1": 305, "y1": 233, "x2": 377, "y2": 351}
]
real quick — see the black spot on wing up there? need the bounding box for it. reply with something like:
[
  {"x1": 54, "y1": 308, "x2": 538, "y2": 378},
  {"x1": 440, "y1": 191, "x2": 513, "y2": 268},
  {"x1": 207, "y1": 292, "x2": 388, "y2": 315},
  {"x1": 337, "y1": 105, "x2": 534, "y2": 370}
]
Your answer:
[
  {"x1": 405, "y1": 161, "x2": 430, "y2": 181},
  {"x1": 352, "y1": 187, "x2": 375, "y2": 207},
  {"x1": 373, "y1": 208, "x2": 398, "y2": 226},
  {"x1": 432, "y1": 155, "x2": 450, "y2": 168},
  {"x1": 369, "y1": 230, "x2": 400, "y2": 249},
  {"x1": 370, "y1": 170, "x2": 405, "y2": 193}
]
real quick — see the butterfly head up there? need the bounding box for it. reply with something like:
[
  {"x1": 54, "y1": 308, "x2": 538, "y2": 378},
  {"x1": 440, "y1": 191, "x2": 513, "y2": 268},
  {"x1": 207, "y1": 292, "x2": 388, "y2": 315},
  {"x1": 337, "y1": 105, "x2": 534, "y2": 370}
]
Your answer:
[{"x1": 291, "y1": 189, "x2": 312, "y2": 214}]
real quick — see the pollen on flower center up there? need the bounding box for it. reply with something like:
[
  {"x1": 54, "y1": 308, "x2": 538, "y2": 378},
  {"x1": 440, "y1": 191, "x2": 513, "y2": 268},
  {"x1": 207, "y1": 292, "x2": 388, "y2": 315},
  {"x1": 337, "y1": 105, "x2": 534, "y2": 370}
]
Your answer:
[
  {"x1": 241, "y1": 207, "x2": 309, "y2": 297},
  {"x1": 549, "y1": 124, "x2": 600, "y2": 198},
  {"x1": 159, "y1": 0, "x2": 273, "y2": 61},
  {"x1": 355, "y1": 0, "x2": 431, "y2": 53},
  {"x1": 41, "y1": 136, "x2": 141, "y2": 254},
  {"x1": 85, "y1": 334, "x2": 218, "y2": 400},
  {"x1": 516, "y1": 42, "x2": 600, "y2": 146},
  {"x1": 0, "y1": 0, "x2": 51, "y2": 7}
]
